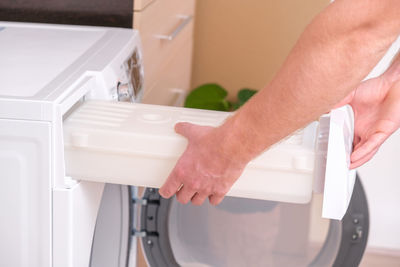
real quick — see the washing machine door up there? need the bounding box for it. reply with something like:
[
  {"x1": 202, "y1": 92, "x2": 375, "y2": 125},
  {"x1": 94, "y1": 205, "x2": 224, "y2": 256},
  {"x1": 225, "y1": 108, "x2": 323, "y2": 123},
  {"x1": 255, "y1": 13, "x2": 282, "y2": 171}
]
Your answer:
[
  {"x1": 90, "y1": 184, "x2": 133, "y2": 267},
  {"x1": 138, "y1": 175, "x2": 368, "y2": 267}
]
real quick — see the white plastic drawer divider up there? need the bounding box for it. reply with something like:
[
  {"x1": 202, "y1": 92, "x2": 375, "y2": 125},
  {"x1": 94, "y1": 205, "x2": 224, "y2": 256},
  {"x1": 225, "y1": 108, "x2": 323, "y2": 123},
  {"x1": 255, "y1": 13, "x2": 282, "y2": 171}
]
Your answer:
[{"x1": 63, "y1": 101, "x2": 355, "y2": 220}]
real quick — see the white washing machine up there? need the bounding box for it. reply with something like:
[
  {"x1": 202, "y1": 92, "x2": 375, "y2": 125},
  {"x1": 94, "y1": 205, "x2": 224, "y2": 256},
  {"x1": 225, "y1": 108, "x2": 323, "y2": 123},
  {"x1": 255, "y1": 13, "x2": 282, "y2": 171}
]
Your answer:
[
  {"x1": 0, "y1": 21, "x2": 144, "y2": 267},
  {"x1": 3, "y1": 21, "x2": 397, "y2": 267}
]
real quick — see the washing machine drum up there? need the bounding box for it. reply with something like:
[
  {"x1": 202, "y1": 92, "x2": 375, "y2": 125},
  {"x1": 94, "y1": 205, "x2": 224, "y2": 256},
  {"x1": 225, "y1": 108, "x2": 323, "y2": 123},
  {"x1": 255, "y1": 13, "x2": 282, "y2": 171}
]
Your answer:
[{"x1": 90, "y1": 176, "x2": 369, "y2": 267}]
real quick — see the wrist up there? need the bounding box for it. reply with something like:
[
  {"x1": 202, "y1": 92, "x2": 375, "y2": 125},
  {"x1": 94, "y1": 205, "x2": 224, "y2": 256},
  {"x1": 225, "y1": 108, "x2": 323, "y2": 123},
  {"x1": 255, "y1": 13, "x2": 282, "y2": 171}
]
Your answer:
[{"x1": 214, "y1": 113, "x2": 259, "y2": 167}]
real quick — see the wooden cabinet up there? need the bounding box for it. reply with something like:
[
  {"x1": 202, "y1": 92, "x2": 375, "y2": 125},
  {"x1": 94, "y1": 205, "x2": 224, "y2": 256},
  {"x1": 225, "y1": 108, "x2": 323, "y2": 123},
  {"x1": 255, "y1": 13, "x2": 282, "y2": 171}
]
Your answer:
[
  {"x1": 133, "y1": 0, "x2": 195, "y2": 105},
  {"x1": 133, "y1": 0, "x2": 155, "y2": 11},
  {"x1": 0, "y1": 0, "x2": 133, "y2": 28},
  {"x1": 1, "y1": 0, "x2": 195, "y2": 106}
]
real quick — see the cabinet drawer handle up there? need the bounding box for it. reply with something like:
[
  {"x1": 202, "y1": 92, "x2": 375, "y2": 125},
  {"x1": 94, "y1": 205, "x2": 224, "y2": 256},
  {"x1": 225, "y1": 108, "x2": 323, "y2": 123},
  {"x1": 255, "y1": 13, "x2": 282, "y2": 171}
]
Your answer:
[{"x1": 156, "y1": 15, "x2": 193, "y2": 41}]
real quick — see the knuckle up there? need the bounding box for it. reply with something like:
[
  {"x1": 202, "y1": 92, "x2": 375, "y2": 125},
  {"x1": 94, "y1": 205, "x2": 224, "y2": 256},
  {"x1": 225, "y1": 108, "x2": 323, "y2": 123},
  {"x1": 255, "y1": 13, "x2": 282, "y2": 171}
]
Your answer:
[
  {"x1": 214, "y1": 185, "x2": 229, "y2": 196},
  {"x1": 203, "y1": 186, "x2": 213, "y2": 195},
  {"x1": 190, "y1": 179, "x2": 202, "y2": 191},
  {"x1": 216, "y1": 189, "x2": 225, "y2": 196},
  {"x1": 175, "y1": 168, "x2": 186, "y2": 178}
]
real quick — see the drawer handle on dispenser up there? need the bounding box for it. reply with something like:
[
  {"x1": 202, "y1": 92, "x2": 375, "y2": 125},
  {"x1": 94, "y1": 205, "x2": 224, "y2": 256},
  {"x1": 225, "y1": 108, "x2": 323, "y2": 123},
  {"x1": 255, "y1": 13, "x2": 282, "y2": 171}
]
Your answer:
[{"x1": 156, "y1": 15, "x2": 193, "y2": 41}]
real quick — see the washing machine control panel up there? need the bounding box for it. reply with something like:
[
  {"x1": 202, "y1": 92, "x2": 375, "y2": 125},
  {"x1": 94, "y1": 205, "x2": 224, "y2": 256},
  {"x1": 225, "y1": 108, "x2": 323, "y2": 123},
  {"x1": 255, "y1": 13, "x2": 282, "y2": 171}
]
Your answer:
[{"x1": 115, "y1": 48, "x2": 144, "y2": 103}]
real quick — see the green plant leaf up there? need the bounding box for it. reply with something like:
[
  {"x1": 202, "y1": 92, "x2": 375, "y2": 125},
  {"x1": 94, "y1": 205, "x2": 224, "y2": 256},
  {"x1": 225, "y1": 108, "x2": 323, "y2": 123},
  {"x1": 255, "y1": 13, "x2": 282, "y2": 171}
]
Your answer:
[
  {"x1": 238, "y1": 88, "x2": 258, "y2": 105},
  {"x1": 231, "y1": 102, "x2": 241, "y2": 111},
  {"x1": 184, "y1": 83, "x2": 230, "y2": 111},
  {"x1": 230, "y1": 88, "x2": 258, "y2": 110}
]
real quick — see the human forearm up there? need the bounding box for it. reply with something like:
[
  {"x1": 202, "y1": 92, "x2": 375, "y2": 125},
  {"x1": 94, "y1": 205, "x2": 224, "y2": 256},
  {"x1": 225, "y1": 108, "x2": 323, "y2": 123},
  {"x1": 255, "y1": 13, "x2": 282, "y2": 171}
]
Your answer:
[
  {"x1": 159, "y1": 0, "x2": 400, "y2": 205},
  {"x1": 218, "y1": 0, "x2": 400, "y2": 164}
]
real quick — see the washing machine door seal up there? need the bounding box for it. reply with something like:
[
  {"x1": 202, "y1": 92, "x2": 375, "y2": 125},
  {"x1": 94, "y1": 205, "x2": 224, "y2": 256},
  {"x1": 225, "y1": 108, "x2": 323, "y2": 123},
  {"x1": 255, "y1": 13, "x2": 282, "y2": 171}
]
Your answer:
[
  {"x1": 138, "y1": 188, "x2": 178, "y2": 266},
  {"x1": 139, "y1": 175, "x2": 368, "y2": 267},
  {"x1": 332, "y1": 175, "x2": 369, "y2": 267},
  {"x1": 90, "y1": 184, "x2": 133, "y2": 267}
]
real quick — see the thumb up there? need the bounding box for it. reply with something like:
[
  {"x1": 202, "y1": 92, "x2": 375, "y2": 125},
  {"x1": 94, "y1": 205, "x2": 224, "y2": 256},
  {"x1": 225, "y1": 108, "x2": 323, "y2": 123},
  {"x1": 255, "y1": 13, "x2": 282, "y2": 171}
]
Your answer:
[
  {"x1": 334, "y1": 90, "x2": 356, "y2": 109},
  {"x1": 175, "y1": 122, "x2": 196, "y2": 137}
]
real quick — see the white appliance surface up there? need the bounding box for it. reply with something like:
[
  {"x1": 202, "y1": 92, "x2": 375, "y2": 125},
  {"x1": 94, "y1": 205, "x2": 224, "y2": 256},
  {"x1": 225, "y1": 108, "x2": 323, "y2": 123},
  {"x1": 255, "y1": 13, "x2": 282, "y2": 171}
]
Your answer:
[
  {"x1": 0, "y1": 119, "x2": 51, "y2": 267},
  {"x1": 0, "y1": 25, "x2": 105, "y2": 97},
  {"x1": 0, "y1": 21, "x2": 141, "y2": 267},
  {"x1": 0, "y1": 21, "x2": 137, "y2": 121}
]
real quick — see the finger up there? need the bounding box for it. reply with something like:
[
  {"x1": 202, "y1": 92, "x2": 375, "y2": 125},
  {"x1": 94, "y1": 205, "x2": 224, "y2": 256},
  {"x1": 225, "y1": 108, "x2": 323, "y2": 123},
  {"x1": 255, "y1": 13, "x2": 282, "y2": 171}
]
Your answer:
[
  {"x1": 353, "y1": 135, "x2": 362, "y2": 149},
  {"x1": 175, "y1": 122, "x2": 195, "y2": 137},
  {"x1": 351, "y1": 133, "x2": 387, "y2": 163},
  {"x1": 191, "y1": 193, "x2": 209, "y2": 206},
  {"x1": 159, "y1": 173, "x2": 182, "y2": 199},
  {"x1": 176, "y1": 185, "x2": 197, "y2": 204},
  {"x1": 209, "y1": 194, "x2": 225, "y2": 206},
  {"x1": 350, "y1": 147, "x2": 379, "y2": 169}
]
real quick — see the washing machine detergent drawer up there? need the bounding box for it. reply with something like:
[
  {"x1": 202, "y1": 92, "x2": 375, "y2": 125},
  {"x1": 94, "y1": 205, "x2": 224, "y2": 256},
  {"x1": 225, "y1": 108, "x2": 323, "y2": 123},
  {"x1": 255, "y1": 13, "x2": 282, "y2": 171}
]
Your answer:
[{"x1": 63, "y1": 100, "x2": 356, "y2": 220}]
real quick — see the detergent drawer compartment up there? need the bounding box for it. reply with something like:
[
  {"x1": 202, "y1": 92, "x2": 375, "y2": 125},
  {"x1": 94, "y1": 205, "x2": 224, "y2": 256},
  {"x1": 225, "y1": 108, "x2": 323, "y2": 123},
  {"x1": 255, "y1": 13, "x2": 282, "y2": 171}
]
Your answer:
[{"x1": 64, "y1": 100, "x2": 319, "y2": 204}]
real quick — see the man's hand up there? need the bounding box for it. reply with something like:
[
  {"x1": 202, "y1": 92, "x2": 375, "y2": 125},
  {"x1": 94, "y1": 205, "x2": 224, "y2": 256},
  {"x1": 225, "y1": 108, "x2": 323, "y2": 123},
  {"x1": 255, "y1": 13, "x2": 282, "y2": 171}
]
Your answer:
[
  {"x1": 159, "y1": 122, "x2": 247, "y2": 205},
  {"x1": 159, "y1": 0, "x2": 400, "y2": 204},
  {"x1": 336, "y1": 76, "x2": 400, "y2": 169}
]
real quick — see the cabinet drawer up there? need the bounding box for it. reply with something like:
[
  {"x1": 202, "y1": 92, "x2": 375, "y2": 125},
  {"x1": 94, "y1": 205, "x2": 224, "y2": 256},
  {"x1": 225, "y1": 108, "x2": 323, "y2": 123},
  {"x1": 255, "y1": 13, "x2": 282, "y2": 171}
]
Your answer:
[
  {"x1": 133, "y1": 0, "x2": 195, "y2": 90},
  {"x1": 141, "y1": 35, "x2": 193, "y2": 106},
  {"x1": 133, "y1": 0, "x2": 155, "y2": 11}
]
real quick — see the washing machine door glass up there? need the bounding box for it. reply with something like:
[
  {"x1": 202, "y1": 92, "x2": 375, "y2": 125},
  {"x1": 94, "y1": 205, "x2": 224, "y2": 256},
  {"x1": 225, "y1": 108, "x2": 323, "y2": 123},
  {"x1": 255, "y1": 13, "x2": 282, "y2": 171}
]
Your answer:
[
  {"x1": 167, "y1": 194, "x2": 340, "y2": 267},
  {"x1": 139, "y1": 176, "x2": 367, "y2": 267},
  {"x1": 145, "y1": 176, "x2": 367, "y2": 267}
]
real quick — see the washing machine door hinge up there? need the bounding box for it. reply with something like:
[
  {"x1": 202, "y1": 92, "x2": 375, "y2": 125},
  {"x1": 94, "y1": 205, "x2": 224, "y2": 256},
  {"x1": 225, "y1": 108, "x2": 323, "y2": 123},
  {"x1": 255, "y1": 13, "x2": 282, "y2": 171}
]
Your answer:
[
  {"x1": 132, "y1": 191, "x2": 161, "y2": 238},
  {"x1": 132, "y1": 229, "x2": 147, "y2": 237},
  {"x1": 350, "y1": 214, "x2": 365, "y2": 243},
  {"x1": 132, "y1": 229, "x2": 159, "y2": 237},
  {"x1": 132, "y1": 197, "x2": 148, "y2": 206},
  {"x1": 133, "y1": 194, "x2": 161, "y2": 206}
]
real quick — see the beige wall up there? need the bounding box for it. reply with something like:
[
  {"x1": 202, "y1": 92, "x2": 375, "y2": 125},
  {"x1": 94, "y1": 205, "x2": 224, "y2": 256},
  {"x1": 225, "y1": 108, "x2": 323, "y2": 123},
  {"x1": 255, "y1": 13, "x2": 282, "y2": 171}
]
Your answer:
[{"x1": 191, "y1": 0, "x2": 329, "y2": 100}]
